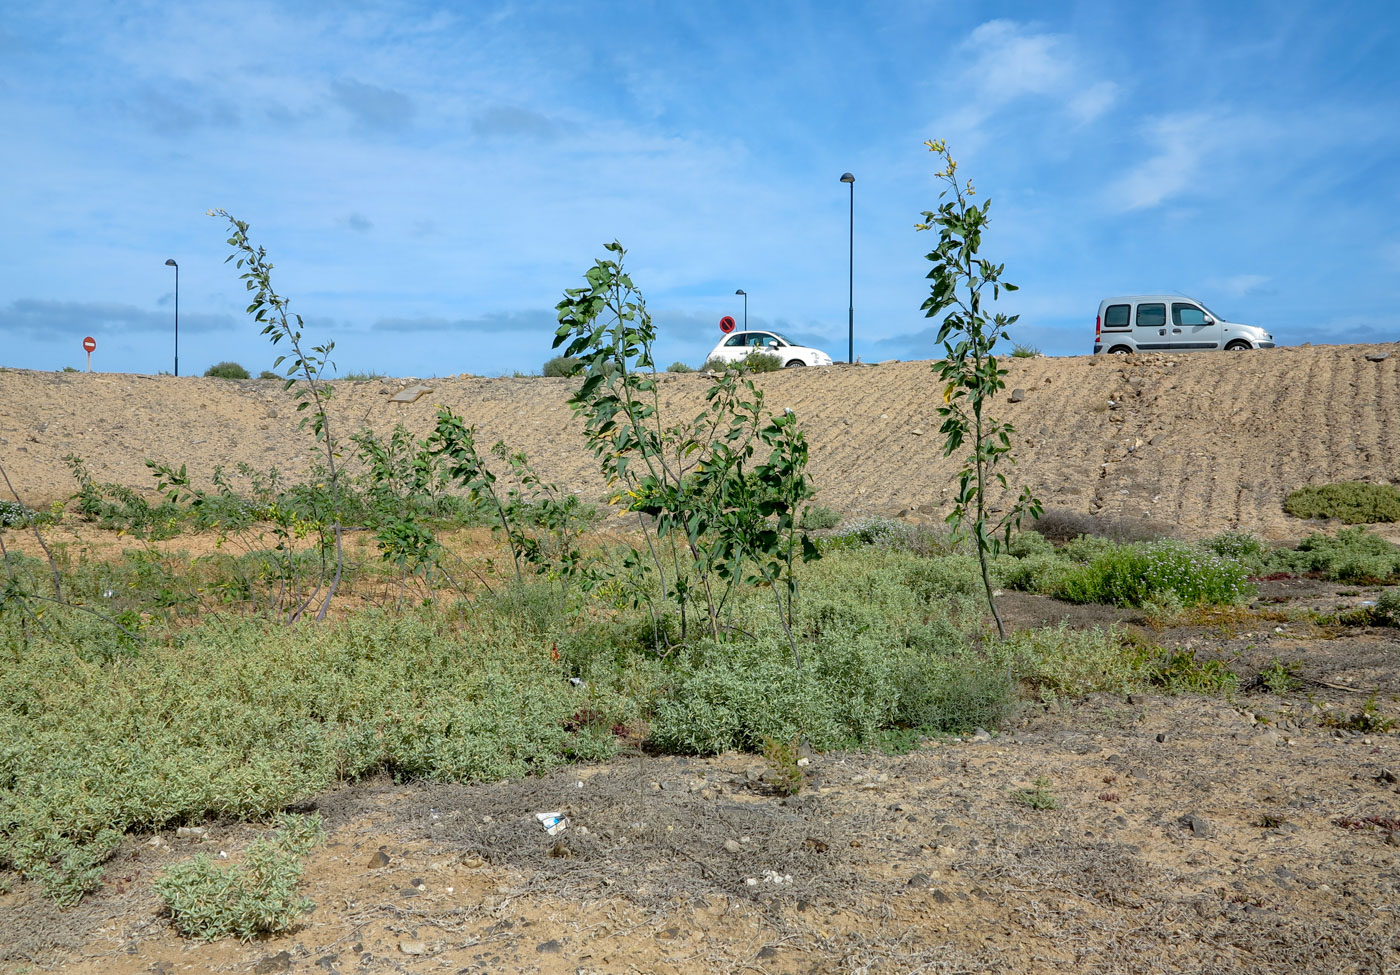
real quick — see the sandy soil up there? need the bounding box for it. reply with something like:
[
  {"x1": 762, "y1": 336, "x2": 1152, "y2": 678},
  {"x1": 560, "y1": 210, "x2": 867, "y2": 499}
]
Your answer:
[{"x1": 3, "y1": 342, "x2": 1399, "y2": 541}]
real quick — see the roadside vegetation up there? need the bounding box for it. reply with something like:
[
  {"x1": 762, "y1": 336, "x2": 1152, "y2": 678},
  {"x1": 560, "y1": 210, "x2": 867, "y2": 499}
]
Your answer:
[{"x1": 3, "y1": 152, "x2": 1397, "y2": 937}]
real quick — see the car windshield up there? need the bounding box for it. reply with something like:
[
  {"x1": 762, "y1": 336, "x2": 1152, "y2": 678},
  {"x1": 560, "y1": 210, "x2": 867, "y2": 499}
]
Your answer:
[{"x1": 766, "y1": 332, "x2": 794, "y2": 345}]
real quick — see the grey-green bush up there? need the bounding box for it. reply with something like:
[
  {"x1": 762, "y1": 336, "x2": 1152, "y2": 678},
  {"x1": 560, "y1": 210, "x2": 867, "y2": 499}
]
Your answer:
[
  {"x1": 204, "y1": 362, "x2": 251, "y2": 379},
  {"x1": 1284, "y1": 482, "x2": 1400, "y2": 524},
  {"x1": 542, "y1": 356, "x2": 580, "y2": 377}
]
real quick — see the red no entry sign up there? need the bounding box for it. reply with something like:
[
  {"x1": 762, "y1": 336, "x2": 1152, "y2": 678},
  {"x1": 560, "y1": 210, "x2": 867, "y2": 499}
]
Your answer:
[
  {"x1": 83, "y1": 336, "x2": 96, "y2": 352},
  {"x1": 719, "y1": 316, "x2": 736, "y2": 333}
]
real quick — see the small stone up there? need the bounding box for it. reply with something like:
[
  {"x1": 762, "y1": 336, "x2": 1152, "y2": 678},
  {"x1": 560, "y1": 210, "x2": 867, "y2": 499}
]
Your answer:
[
  {"x1": 757, "y1": 946, "x2": 779, "y2": 959},
  {"x1": 1386, "y1": 832, "x2": 1400, "y2": 848},
  {"x1": 399, "y1": 941, "x2": 428, "y2": 956},
  {"x1": 388, "y1": 383, "x2": 434, "y2": 404},
  {"x1": 1156, "y1": 733, "x2": 1167, "y2": 743},
  {"x1": 1180, "y1": 813, "x2": 1213, "y2": 838},
  {"x1": 932, "y1": 889, "x2": 954, "y2": 904},
  {"x1": 536, "y1": 940, "x2": 562, "y2": 953},
  {"x1": 253, "y1": 951, "x2": 293, "y2": 973},
  {"x1": 724, "y1": 839, "x2": 742, "y2": 853},
  {"x1": 907, "y1": 872, "x2": 933, "y2": 888},
  {"x1": 1365, "y1": 352, "x2": 1390, "y2": 362},
  {"x1": 366, "y1": 850, "x2": 390, "y2": 868},
  {"x1": 1009, "y1": 388, "x2": 1026, "y2": 403},
  {"x1": 911, "y1": 428, "x2": 924, "y2": 436},
  {"x1": 935, "y1": 845, "x2": 957, "y2": 859}
]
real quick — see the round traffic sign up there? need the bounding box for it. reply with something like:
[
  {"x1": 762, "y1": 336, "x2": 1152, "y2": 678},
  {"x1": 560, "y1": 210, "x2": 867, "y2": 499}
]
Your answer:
[
  {"x1": 82, "y1": 336, "x2": 96, "y2": 353},
  {"x1": 719, "y1": 316, "x2": 736, "y2": 333}
]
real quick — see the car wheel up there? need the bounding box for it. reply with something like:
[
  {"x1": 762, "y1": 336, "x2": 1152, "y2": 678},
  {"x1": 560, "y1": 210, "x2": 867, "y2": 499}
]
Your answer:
[
  {"x1": 1225, "y1": 340, "x2": 1251, "y2": 351},
  {"x1": 784, "y1": 359, "x2": 807, "y2": 368},
  {"x1": 1108, "y1": 346, "x2": 1133, "y2": 355}
]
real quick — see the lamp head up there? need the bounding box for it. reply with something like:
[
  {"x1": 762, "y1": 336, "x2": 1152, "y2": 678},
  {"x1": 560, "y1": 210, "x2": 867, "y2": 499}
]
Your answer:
[
  {"x1": 165, "y1": 259, "x2": 178, "y2": 267},
  {"x1": 840, "y1": 173, "x2": 855, "y2": 183},
  {"x1": 735, "y1": 289, "x2": 745, "y2": 295}
]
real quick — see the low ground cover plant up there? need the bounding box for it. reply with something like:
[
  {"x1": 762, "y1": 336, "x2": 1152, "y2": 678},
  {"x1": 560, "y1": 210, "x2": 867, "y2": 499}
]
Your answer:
[
  {"x1": 1284, "y1": 482, "x2": 1400, "y2": 524},
  {"x1": 155, "y1": 813, "x2": 323, "y2": 941}
]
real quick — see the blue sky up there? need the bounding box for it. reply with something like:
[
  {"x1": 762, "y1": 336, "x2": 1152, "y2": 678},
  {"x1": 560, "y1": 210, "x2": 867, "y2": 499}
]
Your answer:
[{"x1": 1, "y1": 1, "x2": 1396, "y2": 377}]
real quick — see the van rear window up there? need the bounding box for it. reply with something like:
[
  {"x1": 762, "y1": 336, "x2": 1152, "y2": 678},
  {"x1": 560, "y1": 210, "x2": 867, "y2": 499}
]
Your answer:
[
  {"x1": 1103, "y1": 304, "x2": 1130, "y2": 328},
  {"x1": 1136, "y1": 303, "x2": 1166, "y2": 327}
]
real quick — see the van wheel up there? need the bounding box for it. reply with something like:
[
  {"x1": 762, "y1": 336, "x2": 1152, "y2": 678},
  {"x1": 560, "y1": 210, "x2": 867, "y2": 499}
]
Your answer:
[
  {"x1": 784, "y1": 359, "x2": 806, "y2": 368},
  {"x1": 1225, "y1": 341, "x2": 1251, "y2": 351},
  {"x1": 1108, "y1": 346, "x2": 1133, "y2": 355}
]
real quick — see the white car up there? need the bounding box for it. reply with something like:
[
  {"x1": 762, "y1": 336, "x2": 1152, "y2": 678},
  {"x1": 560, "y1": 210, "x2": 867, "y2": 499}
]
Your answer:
[{"x1": 706, "y1": 330, "x2": 834, "y2": 368}]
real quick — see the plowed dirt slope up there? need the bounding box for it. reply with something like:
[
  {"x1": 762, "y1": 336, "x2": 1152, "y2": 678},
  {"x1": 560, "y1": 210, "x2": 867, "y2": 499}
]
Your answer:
[{"x1": 3, "y1": 343, "x2": 1397, "y2": 539}]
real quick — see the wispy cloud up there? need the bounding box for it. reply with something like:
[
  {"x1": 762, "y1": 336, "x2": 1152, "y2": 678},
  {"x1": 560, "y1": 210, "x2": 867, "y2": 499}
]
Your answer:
[
  {"x1": 330, "y1": 78, "x2": 416, "y2": 133},
  {"x1": 1208, "y1": 274, "x2": 1273, "y2": 298},
  {"x1": 1104, "y1": 113, "x2": 1213, "y2": 211},
  {"x1": 936, "y1": 20, "x2": 1121, "y2": 148},
  {"x1": 0, "y1": 300, "x2": 235, "y2": 337},
  {"x1": 370, "y1": 310, "x2": 557, "y2": 334},
  {"x1": 472, "y1": 105, "x2": 557, "y2": 141}
]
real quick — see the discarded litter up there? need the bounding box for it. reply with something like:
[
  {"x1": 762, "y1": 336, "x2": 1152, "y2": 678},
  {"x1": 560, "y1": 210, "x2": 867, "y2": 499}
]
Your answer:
[{"x1": 536, "y1": 811, "x2": 569, "y2": 835}]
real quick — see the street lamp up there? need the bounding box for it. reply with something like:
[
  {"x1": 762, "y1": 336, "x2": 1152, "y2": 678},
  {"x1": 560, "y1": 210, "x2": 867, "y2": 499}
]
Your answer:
[
  {"x1": 164, "y1": 259, "x2": 179, "y2": 376},
  {"x1": 734, "y1": 289, "x2": 747, "y2": 330},
  {"x1": 840, "y1": 173, "x2": 855, "y2": 363}
]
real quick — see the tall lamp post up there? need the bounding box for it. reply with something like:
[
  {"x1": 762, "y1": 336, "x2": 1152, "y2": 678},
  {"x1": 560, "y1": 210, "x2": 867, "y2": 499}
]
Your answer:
[
  {"x1": 165, "y1": 259, "x2": 179, "y2": 376},
  {"x1": 840, "y1": 173, "x2": 855, "y2": 363},
  {"x1": 734, "y1": 289, "x2": 747, "y2": 330}
]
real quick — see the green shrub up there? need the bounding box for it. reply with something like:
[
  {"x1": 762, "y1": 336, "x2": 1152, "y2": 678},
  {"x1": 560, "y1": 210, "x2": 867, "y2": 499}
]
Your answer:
[
  {"x1": 743, "y1": 352, "x2": 783, "y2": 373},
  {"x1": 1010, "y1": 343, "x2": 1040, "y2": 358},
  {"x1": 339, "y1": 370, "x2": 386, "y2": 381},
  {"x1": 992, "y1": 624, "x2": 1147, "y2": 699},
  {"x1": 700, "y1": 353, "x2": 782, "y2": 374},
  {"x1": 0, "y1": 500, "x2": 35, "y2": 527},
  {"x1": 1284, "y1": 482, "x2": 1400, "y2": 524},
  {"x1": 203, "y1": 362, "x2": 251, "y2": 380},
  {"x1": 542, "y1": 356, "x2": 580, "y2": 377},
  {"x1": 666, "y1": 361, "x2": 696, "y2": 373},
  {"x1": 257, "y1": 370, "x2": 279, "y2": 380},
  {"x1": 1272, "y1": 527, "x2": 1400, "y2": 582},
  {"x1": 1206, "y1": 529, "x2": 1271, "y2": 574},
  {"x1": 1056, "y1": 540, "x2": 1253, "y2": 608},
  {"x1": 1148, "y1": 648, "x2": 1239, "y2": 695},
  {"x1": 799, "y1": 505, "x2": 843, "y2": 530},
  {"x1": 155, "y1": 813, "x2": 323, "y2": 941}
]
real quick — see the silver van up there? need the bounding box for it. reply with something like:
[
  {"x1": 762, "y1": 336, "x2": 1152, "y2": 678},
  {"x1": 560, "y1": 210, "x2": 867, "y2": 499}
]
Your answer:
[{"x1": 1093, "y1": 295, "x2": 1274, "y2": 354}]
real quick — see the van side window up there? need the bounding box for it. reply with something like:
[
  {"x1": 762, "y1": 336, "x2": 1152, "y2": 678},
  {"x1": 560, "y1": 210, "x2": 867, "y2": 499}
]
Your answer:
[
  {"x1": 1172, "y1": 304, "x2": 1207, "y2": 326},
  {"x1": 1103, "y1": 304, "x2": 1130, "y2": 328},
  {"x1": 1136, "y1": 303, "x2": 1166, "y2": 328}
]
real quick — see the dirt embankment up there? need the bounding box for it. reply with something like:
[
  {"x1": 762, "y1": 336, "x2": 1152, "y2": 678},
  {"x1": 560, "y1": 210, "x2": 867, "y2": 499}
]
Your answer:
[{"x1": 2, "y1": 343, "x2": 1398, "y2": 539}]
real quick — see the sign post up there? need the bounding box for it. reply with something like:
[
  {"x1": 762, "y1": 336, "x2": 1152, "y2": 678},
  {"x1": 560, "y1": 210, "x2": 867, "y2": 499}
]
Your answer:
[{"x1": 82, "y1": 336, "x2": 96, "y2": 372}]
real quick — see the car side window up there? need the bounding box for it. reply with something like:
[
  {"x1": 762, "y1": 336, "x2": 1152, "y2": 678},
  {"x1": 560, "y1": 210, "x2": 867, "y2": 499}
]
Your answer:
[
  {"x1": 724, "y1": 334, "x2": 747, "y2": 347},
  {"x1": 1136, "y1": 303, "x2": 1166, "y2": 328},
  {"x1": 749, "y1": 334, "x2": 771, "y2": 347},
  {"x1": 1103, "y1": 304, "x2": 1130, "y2": 328},
  {"x1": 1172, "y1": 303, "x2": 1207, "y2": 326}
]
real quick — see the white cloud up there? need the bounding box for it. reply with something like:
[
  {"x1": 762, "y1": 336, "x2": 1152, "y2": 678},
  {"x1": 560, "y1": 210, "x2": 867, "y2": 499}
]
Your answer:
[
  {"x1": 1104, "y1": 113, "x2": 1212, "y2": 211},
  {"x1": 940, "y1": 20, "x2": 1121, "y2": 139},
  {"x1": 1068, "y1": 80, "x2": 1119, "y2": 125},
  {"x1": 1208, "y1": 274, "x2": 1272, "y2": 298}
]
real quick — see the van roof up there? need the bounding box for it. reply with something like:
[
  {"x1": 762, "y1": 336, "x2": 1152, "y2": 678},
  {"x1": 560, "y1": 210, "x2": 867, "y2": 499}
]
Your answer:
[{"x1": 1100, "y1": 295, "x2": 1203, "y2": 304}]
